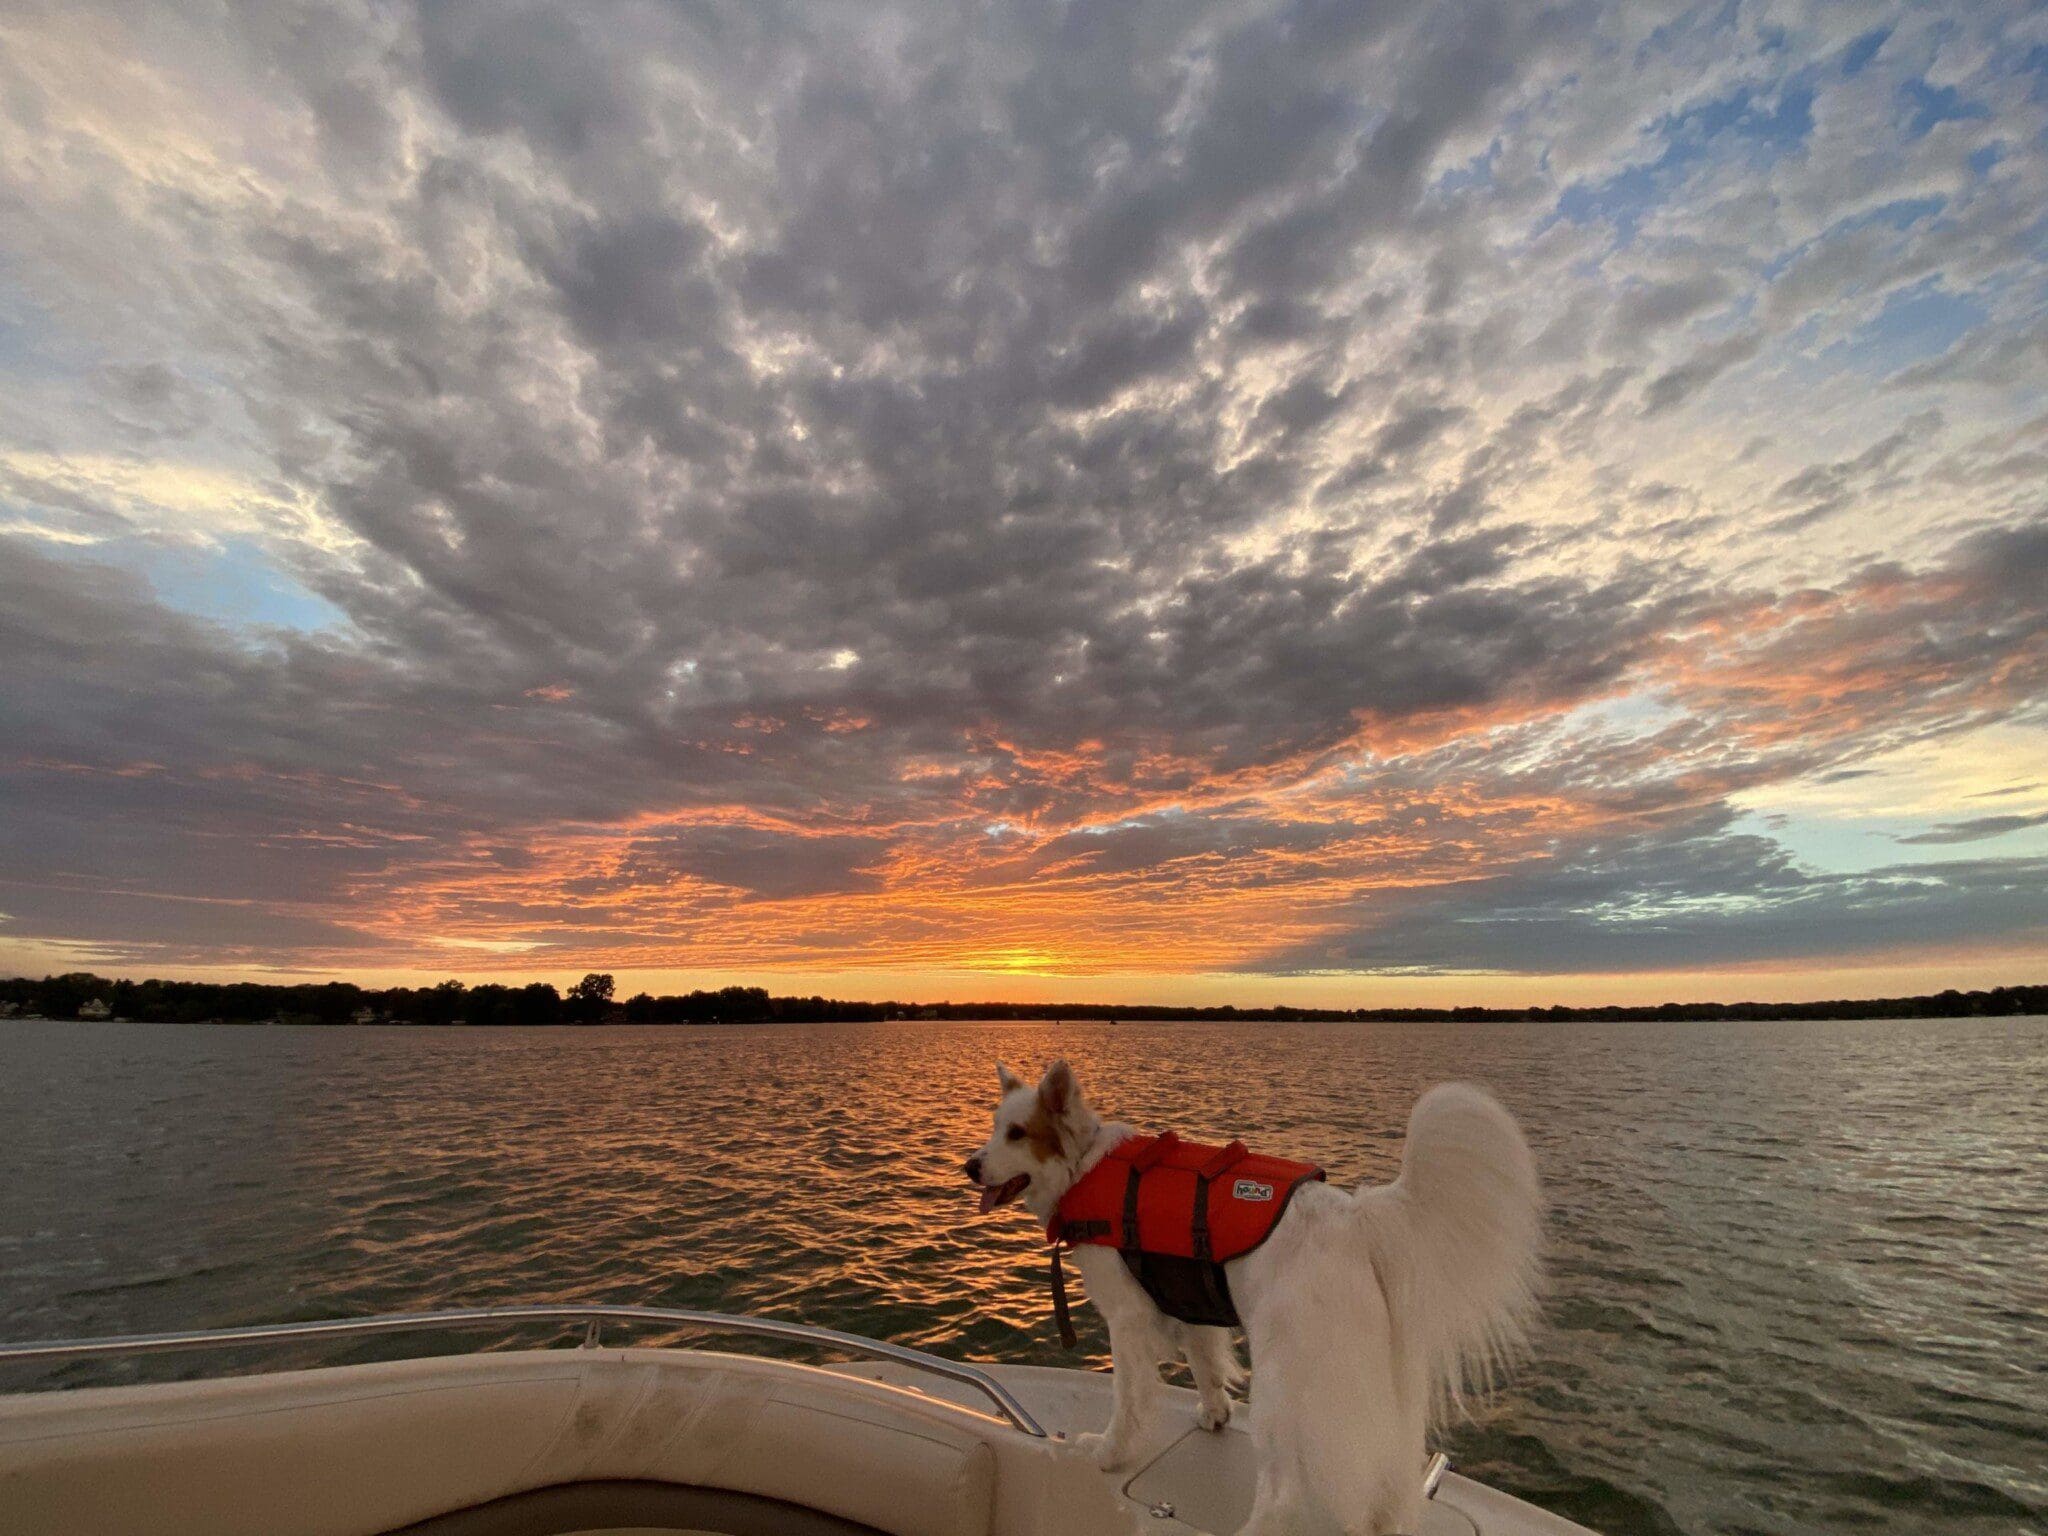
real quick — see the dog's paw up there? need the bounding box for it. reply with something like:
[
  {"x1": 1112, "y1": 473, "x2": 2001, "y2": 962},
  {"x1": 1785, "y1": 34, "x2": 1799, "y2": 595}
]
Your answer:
[
  {"x1": 1196, "y1": 1395, "x2": 1231, "y2": 1432},
  {"x1": 1072, "y1": 1430, "x2": 1137, "y2": 1474}
]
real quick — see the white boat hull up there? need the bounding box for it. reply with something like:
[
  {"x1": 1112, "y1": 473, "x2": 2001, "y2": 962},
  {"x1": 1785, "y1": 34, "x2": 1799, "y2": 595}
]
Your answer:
[{"x1": 0, "y1": 1345, "x2": 1595, "y2": 1536}]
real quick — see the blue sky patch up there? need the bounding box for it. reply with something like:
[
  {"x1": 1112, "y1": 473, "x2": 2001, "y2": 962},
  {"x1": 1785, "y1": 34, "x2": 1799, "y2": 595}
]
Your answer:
[
  {"x1": 1820, "y1": 281, "x2": 1986, "y2": 374},
  {"x1": 114, "y1": 538, "x2": 347, "y2": 635},
  {"x1": 1840, "y1": 28, "x2": 1890, "y2": 78}
]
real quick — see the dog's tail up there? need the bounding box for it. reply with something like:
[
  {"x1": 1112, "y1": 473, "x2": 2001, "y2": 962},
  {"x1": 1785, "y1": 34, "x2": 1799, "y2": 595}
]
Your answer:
[{"x1": 1361, "y1": 1082, "x2": 1543, "y2": 1424}]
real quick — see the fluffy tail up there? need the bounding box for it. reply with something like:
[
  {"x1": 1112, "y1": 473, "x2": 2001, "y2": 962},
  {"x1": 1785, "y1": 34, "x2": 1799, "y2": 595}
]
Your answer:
[{"x1": 1365, "y1": 1082, "x2": 1543, "y2": 1424}]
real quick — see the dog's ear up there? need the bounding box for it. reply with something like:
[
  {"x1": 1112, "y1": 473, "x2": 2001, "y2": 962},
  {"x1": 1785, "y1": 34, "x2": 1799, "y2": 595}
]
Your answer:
[
  {"x1": 1038, "y1": 1059, "x2": 1078, "y2": 1117},
  {"x1": 996, "y1": 1061, "x2": 1023, "y2": 1094}
]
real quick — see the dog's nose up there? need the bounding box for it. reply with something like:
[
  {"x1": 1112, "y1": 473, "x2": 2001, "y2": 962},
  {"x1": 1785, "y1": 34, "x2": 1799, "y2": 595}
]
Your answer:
[{"x1": 962, "y1": 1155, "x2": 983, "y2": 1183}]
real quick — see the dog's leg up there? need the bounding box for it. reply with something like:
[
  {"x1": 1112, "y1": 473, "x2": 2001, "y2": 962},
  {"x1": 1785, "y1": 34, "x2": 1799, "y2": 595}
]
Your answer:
[
  {"x1": 1230, "y1": 1306, "x2": 1308, "y2": 1536},
  {"x1": 1074, "y1": 1311, "x2": 1170, "y2": 1473},
  {"x1": 1234, "y1": 1432, "x2": 1309, "y2": 1536},
  {"x1": 1229, "y1": 1198, "x2": 1420, "y2": 1535},
  {"x1": 1180, "y1": 1324, "x2": 1242, "y2": 1431},
  {"x1": 1069, "y1": 1251, "x2": 1169, "y2": 1474}
]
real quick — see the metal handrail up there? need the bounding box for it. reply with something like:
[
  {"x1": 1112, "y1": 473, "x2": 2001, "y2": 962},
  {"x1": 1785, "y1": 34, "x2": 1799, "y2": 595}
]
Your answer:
[
  {"x1": 1422, "y1": 1450, "x2": 1450, "y2": 1499},
  {"x1": 0, "y1": 1305, "x2": 1048, "y2": 1438}
]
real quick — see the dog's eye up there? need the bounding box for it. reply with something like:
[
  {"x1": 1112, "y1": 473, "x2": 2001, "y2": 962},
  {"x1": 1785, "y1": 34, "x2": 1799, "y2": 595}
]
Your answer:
[{"x1": 1005, "y1": 1126, "x2": 1026, "y2": 1141}]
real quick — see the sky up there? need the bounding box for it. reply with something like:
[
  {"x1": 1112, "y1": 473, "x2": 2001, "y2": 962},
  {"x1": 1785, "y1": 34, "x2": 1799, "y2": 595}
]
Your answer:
[{"x1": 1, "y1": 1, "x2": 2045, "y2": 1006}]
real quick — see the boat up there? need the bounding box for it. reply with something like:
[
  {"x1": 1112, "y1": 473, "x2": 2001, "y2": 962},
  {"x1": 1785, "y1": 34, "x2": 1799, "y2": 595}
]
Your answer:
[{"x1": 0, "y1": 1306, "x2": 1596, "y2": 1535}]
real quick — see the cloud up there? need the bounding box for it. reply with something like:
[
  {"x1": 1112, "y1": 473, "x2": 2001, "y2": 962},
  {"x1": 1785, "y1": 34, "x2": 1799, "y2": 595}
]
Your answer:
[
  {"x1": 1768, "y1": 409, "x2": 1942, "y2": 531},
  {"x1": 1639, "y1": 328, "x2": 1764, "y2": 417},
  {"x1": 1897, "y1": 811, "x2": 2048, "y2": 846},
  {"x1": 1610, "y1": 270, "x2": 1732, "y2": 343},
  {"x1": 1, "y1": 0, "x2": 2045, "y2": 987},
  {"x1": 1262, "y1": 813, "x2": 2048, "y2": 975}
]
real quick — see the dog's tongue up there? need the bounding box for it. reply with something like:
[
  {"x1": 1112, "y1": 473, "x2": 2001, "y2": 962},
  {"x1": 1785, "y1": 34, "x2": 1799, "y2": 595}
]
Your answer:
[{"x1": 978, "y1": 1175, "x2": 1027, "y2": 1213}]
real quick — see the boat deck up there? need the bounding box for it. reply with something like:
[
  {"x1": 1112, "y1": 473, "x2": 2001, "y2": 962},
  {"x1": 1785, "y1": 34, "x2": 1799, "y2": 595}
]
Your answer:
[{"x1": 845, "y1": 1361, "x2": 1589, "y2": 1536}]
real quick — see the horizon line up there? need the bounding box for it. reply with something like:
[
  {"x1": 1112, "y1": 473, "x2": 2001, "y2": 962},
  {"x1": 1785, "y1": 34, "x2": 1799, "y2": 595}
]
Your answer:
[{"x1": 7, "y1": 970, "x2": 2045, "y2": 1021}]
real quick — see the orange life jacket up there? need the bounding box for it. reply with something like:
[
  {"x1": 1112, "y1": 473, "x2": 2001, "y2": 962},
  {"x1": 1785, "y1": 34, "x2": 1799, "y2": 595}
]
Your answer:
[{"x1": 1045, "y1": 1131, "x2": 1324, "y2": 1340}]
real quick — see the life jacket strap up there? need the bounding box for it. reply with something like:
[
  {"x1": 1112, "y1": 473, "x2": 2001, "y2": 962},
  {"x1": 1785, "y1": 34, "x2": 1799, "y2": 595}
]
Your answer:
[{"x1": 1049, "y1": 1243, "x2": 1079, "y2": 1350}]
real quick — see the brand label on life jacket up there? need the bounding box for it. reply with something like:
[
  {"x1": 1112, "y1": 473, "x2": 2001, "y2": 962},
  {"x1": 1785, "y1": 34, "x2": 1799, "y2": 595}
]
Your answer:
[{"x1": 1232, "y1": 1178, "x2": 1274, "y2": 1201}]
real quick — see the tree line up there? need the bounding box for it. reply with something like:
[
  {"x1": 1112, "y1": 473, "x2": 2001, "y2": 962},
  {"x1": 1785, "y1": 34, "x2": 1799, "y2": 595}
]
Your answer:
[{"x1": 2, "y1": 971, "x2": 2044, "y2": 1025}]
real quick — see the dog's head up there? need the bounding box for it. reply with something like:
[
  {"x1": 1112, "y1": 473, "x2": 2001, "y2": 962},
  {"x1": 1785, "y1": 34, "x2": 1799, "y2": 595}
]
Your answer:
[{"x1": 963, "y1": 1059, "x2": 1098, "y2": 1219}]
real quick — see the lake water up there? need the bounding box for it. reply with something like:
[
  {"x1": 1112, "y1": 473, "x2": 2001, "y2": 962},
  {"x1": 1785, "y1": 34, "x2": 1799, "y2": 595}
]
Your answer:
[{"x1": 2, "y1": 1017, "x2": 2043, "y2": 1535}]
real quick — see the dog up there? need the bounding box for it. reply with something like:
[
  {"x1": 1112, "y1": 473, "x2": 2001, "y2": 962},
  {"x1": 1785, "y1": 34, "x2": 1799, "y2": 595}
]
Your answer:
[{"x1": 965, "y1": 1060, "x2": 1541, "y2": 1536}]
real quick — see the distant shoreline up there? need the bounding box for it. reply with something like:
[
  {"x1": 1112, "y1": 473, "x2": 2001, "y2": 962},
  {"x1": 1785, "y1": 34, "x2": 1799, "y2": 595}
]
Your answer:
[{"x1": 3, "y1": 972, "x2": 2043, "y2": 1027}]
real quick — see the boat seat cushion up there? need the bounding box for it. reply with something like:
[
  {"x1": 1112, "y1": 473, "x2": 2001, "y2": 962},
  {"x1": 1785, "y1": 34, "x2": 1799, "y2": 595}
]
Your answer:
[{"x1": 0, "y1": 1351, "x2": 996, "y2": 1536}]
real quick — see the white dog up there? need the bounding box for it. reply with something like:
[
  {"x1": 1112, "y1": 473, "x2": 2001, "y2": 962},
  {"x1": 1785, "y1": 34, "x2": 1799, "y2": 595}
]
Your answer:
[{"x1": 965, "y1": 1060, "x2": 1541, "y2": 1536}]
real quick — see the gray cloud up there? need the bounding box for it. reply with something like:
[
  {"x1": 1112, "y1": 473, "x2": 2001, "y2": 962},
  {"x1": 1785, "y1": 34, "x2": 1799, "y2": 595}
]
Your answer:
[
  {"x1": 1610, "y1": 271, "x2": 1731, "y2": 344},
  {"x1": 1897, "y1": 811, "x2": 2048, "y2": 846},
  {"x1": 1769, "y1": 410, "x2": 1942, "y2": 532},
  {"x1": 1264, "y1": 817, "x2": 2048, "y2": 975},
  {"x1": 617, "y1": 826, "x2": 893, "y2": 902},
  {"x1": 1640, "y1": 329, "x2": 1764, "y2": 417}
]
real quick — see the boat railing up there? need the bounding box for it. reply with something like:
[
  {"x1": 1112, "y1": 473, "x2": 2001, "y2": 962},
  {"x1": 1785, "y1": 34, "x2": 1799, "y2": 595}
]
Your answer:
[{"x1": 0, "y1": 1304, "x2": 1049, "y2": 1439}]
